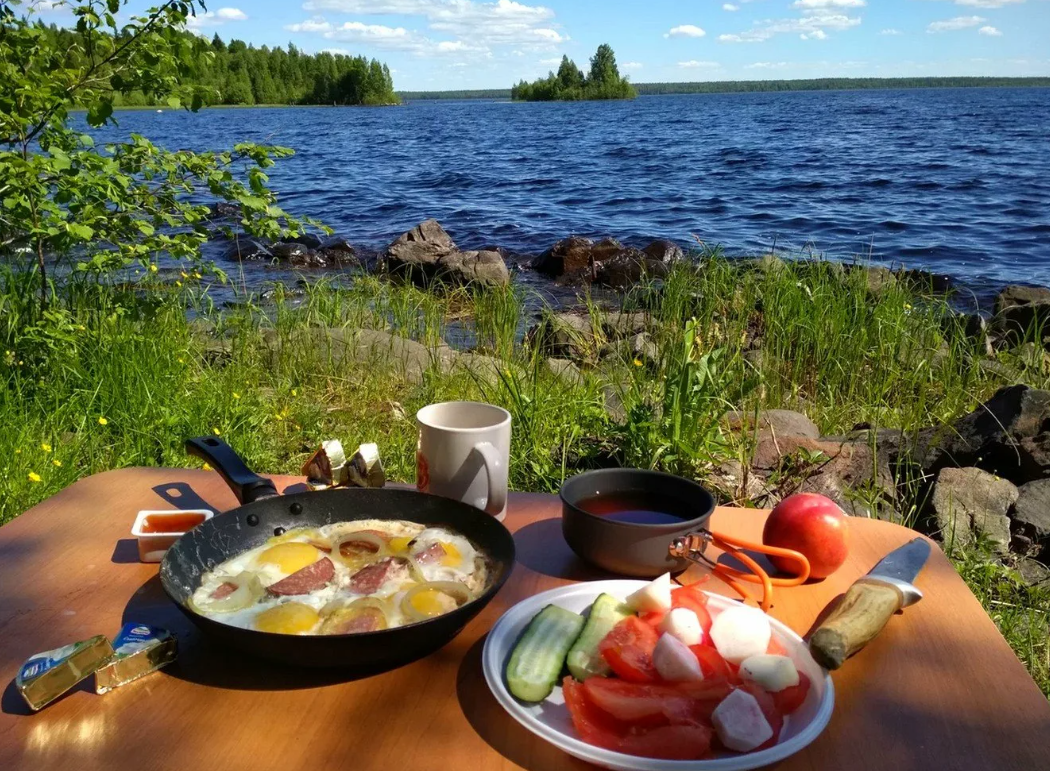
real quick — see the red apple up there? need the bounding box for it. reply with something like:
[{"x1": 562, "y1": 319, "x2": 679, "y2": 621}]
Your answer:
[{"x1": 762, "y1": 493, "x2": 849, "y2": 579}]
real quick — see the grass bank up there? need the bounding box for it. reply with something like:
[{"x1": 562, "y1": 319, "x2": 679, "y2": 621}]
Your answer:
[{"x1": 1, "y1": 255, "x2": 1047, "y2": 696}]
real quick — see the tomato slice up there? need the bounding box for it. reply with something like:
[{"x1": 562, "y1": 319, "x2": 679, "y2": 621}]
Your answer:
[
  {"x1": 599, "y1": 616, "x2": 660, "y2": 683},
  {"x1": 616, "y1": 724, "x2": 714, "y2": 761},
  {"x1": 564, "y1": 677, "x2": 714, "y2": 760},
  {"x1": 583, "y1": 678, "x2": 698, "y2": 725},
  {"x1": 689, "y1": 643, "x2": 739, "y2": 684},
  {"x1": 767, "y1": 635, "x2": 789, "y2": 656},
  {"x1": 771, "y1": 672, "x2": 811, "y2": 715},
  {"x1": 738, "y1": 681, "x2": 784, "y2": 751}
]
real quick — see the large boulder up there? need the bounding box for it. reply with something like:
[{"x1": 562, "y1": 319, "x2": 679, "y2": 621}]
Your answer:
[
  {"x1": 1013, "y1": 479, "x2": 1050, "y2": 548},
  {"x1": 594, "y1": 249, "x2": 671, "y2": 290},
  {"x1": 271, "y1": 242, "x2": 310, "y2": 262},
  {"x1": 385, "y1": 220, "x2": 508, "y2": 287},
  {"x1": 642, "y1": 239, "x2": 684, "y2": 263},
  {"x1": 726, "y1": 410, "x2": 820, "y2": 441},
  {"x1": 284, "y1": 233, "x2": 325, "y2": 250},
  {"x1": 526, "y1": 313, "x2": 597, "y2": 361},
  {"x1": 531, "y1": 236, "x2": 624, "y2": 279},
  {"x1": 931, "y1": 467, "x2": 1018, "y2": 554},
  {"x1": 914, "y1": 385, "x2": 1050, "y2": 483},
  {"x1": 224, "y1": 238, "x2": 272, "y2": 261},
  {"x1": 994, "y1": 285, "x2": 1050, "y2": 342}
]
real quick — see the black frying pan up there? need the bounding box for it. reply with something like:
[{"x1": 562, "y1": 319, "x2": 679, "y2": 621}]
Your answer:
[{"x1": 159, "y1": 436, "x2": 516, "y2": 671}]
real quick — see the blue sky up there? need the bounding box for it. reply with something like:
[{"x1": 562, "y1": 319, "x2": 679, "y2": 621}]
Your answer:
[{"x1": 45, "y1": 1, "x2": 1050, "y2": 90}]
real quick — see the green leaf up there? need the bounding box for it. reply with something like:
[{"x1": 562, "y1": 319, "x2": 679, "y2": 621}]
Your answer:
[
  {"x1": 167, "y1": 95, "x2": 182, "y2": 109},
  {"x1": 107, "y1": 0, "x2": 120, "y2": 13},
  {"x1": 86, "y1": 100, "x2": 113, "y2": 127},
  {"x1": 68, "y1": 223, "x2": 94, "y2": 240}
]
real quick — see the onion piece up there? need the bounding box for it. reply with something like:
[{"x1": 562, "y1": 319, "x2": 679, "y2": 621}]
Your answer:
[
  {"x1": 192, "y1": 573, "x2": 264, "y2": 614},
  {"x1": 334, "y1": 531, "x2": 389, "y2": 568},
  {"x1": 401, "y1": 581, "x2": 472, "y2": 622}
]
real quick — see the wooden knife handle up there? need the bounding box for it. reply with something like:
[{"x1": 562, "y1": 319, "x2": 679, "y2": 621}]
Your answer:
[{"x1": 809, "y1": 580, "x2": 903, "y2": 670}]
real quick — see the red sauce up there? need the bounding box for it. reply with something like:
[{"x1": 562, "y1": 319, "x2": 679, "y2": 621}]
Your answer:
[
  {"x1": 576, "y1": 493, "x2": 691, "y2": 525},
  {"x1": 141, "y1": 513, "x2": 207, "y2": 534}
]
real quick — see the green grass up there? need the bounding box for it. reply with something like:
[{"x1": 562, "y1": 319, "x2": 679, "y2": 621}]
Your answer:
[{"x1": 1, "y1": 253, "x2": 1048, "y2": 696}]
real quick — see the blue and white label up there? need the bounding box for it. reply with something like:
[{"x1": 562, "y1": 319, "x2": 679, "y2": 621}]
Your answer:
[
  {"x1": 112, "y1": 623, "x2": 171, "y2": 657},
  {"x1": 17, "y1": 642, "x2": 82, "y2": 684}
]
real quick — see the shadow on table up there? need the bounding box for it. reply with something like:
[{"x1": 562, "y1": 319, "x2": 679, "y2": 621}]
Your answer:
[
  {"x1": 456, "y1": 634, "x2": 589, "y2": 771},
  {"x1": 121, "y1": 574, "x2": 374, "y2": 691},
  {"x1": 512, "y1": 518, "x2": 621, "y2": 582},
  {"x1": 150, "y1": 482, "x2": 222, "y2": 513}
]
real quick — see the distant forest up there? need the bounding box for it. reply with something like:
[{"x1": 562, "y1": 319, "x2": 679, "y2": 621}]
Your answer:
[
  {"x1": 32, "y1": 24, "x2": 399, "y2": 106},
  {"x1": 401, "y1": 76, "x2": 1050, "y2": 101}
]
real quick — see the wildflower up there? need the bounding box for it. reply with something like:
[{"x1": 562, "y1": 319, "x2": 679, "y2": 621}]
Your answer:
[
  {"x1": 28, "y1": 472, "x2": 42, "y2": 483},
  {"x1": 633, "y1": 358, "x2": 643, "y2": 367},
  {"x1": 193, "y1": 271, "x2": 202, "y2": 279},
  {"x1": 275, "y1": 413, "x2": 284, "y2": 422},
  {"x1": 41, "y1": 442, "x2": 52, "y2": 452},
  {"x1": 212, "y1": 427, "x2": 220, "y2": 435},
  {"x1": 177, "y1": 357, "x2": 184, "y2": 364},
  {"x1": 52, "y1": 459, "x2": 62, "y2": 467},
  {"x1": 77, "y1": 325, "x2": 86, "y2": 331},
  {"x1": 98, "y1": 416, "x2": 108, "y2": 426},
  {"x1": 181, "y1": 271, "x2": 189, "y2": 279},
  {"x1": 291, "y1": 388, "x2": 298, "y2": 397},
  {"x1": 15, "y1": 448, "x2": 21, "y2": 454},
  {"x1": 202, "y1": 462, "x2": 213, "y2": 471},
  {"x1": 176, "y1": 281, "x2": 182, "y2": 288},
  {"x1": 233, "y1": 392, "x2": 241, "y2": 400},
  {"x1": 149, "y1": 264, "x2": 158, "y2": 273}
]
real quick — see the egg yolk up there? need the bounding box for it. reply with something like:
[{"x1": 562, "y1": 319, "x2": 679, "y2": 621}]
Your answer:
[
  {"x1": 255, "y1": 602, "x2": 320, "y2": 634},
  {"x1": 440, "y1": 542, "x2": 462, "y2": 568},
  {"x1": 388, "y1": 536, "x2": 412, "y2": 554},
  {"x1": 409, "y1": 589, "x2": 459, "y2": 617},
  {"x1": 257, "y1": 542, "x2": 319, "y2": 574}
]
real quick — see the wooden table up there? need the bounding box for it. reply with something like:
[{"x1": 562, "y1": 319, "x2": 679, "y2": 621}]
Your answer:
[{"x1": 1, "y1": 469, "x2": 1048, "y2": 770}]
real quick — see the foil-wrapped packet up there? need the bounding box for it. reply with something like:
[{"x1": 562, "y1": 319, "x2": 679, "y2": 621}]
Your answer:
[
  {"x1": 95, "y1": 623, "x2": 177, "y2": 694},
  {"x1": 346, "y1": 442, "x2": 385, "y2": 488},
  {"x1": 16, "y1": 635, "x2": 115, "y2": 711},
  {"x1": 302, "y1": 440, "x2": 385, "y2": 489},
  {"x1": 301, "y1": 439, "x2": 347, "y2": 486}
]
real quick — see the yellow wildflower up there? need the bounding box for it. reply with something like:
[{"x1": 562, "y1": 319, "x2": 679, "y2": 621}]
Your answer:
[
  {"x1": 41, "y1": 442, "x2": 52, "y2": 452},
  {"x1": 149, "y1": 264, "x2": 158, "y2": 273},
  {"x1": 193, "y1": 271, "x2": 202, "y2": 279},
  {"x1": 212, "y1": 427, "x2": 221, "y2": 435},
  {"x1": 98, "y1": 416, "x2": 108, "y2": 426},
  {"x1": 181, "y1": 271, "x2": 188, "y2": 279},
  {"x1": 177, "y1": 357, "x2": 184, "y2": 364},
  {"x1": 633, "y1": 358, "x2": 643, "y2": 367},
  {"x1": 291, "y1": 389, "x2": 298, "y2": 397},
  {"x1": 233, "y1": 392, "x2": 241, "y2": 399},
  {"x1": 52, "y1": 459, "x2": 62, "y2": 467},
  {"x1": 28, "y1": 472, "x2": 42, "y2": 483},
  {"x1": 202, "y1": 462, "x2": 213, "y2": 471},
  {"x1": 176, "y1": 280, "x2": 182, "y2": 287}
]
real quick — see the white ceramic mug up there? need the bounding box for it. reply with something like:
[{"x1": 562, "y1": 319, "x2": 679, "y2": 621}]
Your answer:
[{"x1": 416, "y1": 401, "x2": 511, "y2": 520}]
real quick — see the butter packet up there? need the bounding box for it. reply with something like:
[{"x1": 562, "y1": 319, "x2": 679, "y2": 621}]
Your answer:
[
  {"x1": 95, "y1": 623, "x2": 178, "y2": 694},
  {"x1": 16, "y1": 636, "x2": 115, "y2": 711},
  {"x1": 345, "y1": 442, "x2": 385, "y2": 488}
]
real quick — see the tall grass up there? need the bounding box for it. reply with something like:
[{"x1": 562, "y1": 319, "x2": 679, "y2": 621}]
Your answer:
[{"x1": 1, "y1": 256, "x2": 1048, "y2": 696}]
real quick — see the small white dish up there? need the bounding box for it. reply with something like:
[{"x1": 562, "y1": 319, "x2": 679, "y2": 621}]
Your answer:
[
  {"x1": 482, "y1": 579, "x2": 834, "y2": 771},
  {"x1": 131, "y1": 509, "x2": 213, "y2": 563}
]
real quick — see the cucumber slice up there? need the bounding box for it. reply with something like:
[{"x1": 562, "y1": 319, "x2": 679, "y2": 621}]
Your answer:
[
  {"x1": 567, "y1": 593, "x2": 633, "y2": 681},
  {"x1": 505, "y1": 604, "x2": 585, "y2": 702}
]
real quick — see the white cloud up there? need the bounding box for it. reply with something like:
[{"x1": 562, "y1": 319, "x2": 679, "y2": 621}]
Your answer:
[
  {"x1": 286, "y1": 18, "x2": 333, "y2": 33},
  {"x1": 954, "y1": 0, "x2": 1023, "y2": 7},
  {"x1": 622, "y1": 61, "x2": 644, "y2": 71},
  {"x1": 927, "y1": 15, "x2": 986, "y2": 32},
  {"x1": 720, "y1": 13, "x2": 861, "y2": 43},
  {"x1": 665, "y1": 25, "x2": 707, "y2": 38},
  {"x1": 746, "y1": 61, "x2": 790, "y2": 69},
  {"x1": 880, "y1": 28, "x2": 902, "y2": 35},
  {"x1": 299, "y1": 0, "x2": 565, "y2": 50},
  {"x1": 723, "y1": 3, "x2": 740, "y2": 10},
  {"x1": 539, "y1": 57, "x2": 561, "y2": 66},
  {"x1": 792, "y1": 0, "x2": 865, "y2": 7},
  {"x1": 187, "y1": 7, "x2": 248, "y2": 29},
  {"x1": 800, "y1": 29, "x2": 828, "y2": 40},
  {"x1": 978, "y1": 25, "x2": 1003, "y2": 35},
  {"x1": 678, "y1": 60, "x2": 721, "y2": 69}
]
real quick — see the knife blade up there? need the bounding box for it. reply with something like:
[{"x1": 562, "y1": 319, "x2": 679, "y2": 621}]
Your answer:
[{"x1": 809, "y1": 537, "x2": 931, "y2": 670}]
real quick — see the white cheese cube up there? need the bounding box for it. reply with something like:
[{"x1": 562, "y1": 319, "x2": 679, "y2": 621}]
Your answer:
[
  {"x1": 711, "y1": 689, "x2": 774, "y2": 752},
  {"x1": 739, "y1": 654, "x2": 799, "y2": 693},
  {"x1": 710, "y1": 605, "x2": 771, "y2": 664},
  {"x1": 652, "y1": 633, "x2": 704, "y2": 682},
  {"x1": 658, "y1": 607, "x2": 704, "y2": 646},
  {"x1": 625, "y1": 572, "x2": 673, "y2": 613}
]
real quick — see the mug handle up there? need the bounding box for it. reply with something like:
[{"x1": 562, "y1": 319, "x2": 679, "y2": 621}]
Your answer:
[{"x1": 472, "y1": 441, "x2": 507, "y2": 516}]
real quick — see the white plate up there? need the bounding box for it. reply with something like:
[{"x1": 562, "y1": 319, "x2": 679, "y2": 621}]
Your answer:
[{"x1": 482, "y1": 580, "x2": 834, "y2": 771}]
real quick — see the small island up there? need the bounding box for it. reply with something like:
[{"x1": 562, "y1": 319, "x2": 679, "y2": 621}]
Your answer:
[{"x1": 511, "y1": 44, "x2": 636, "y2": 102}]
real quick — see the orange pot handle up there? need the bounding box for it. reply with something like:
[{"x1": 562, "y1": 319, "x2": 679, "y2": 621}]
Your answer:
[{"x1": 669, "y1": 530, "x2": 810, "y2": 612}]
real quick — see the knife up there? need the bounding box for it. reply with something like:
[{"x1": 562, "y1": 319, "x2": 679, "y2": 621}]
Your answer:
[{"x1": 809, "y1": 537, "x2": 931, "y2": 670}]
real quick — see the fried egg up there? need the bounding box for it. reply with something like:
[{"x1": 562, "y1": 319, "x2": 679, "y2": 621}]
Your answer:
[{"x1": 409, "y1": 528, "x2": 478, "y2": 583}]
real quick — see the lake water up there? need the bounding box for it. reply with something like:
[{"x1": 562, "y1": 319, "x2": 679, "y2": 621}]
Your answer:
[{"x1": 94, "y1": 88, "x2": 1050, "y2": 296}]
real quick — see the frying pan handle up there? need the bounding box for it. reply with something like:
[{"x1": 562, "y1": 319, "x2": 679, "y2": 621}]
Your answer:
[{"x1": 185, "y1": 436, "x2": 279, "y2": 504}]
